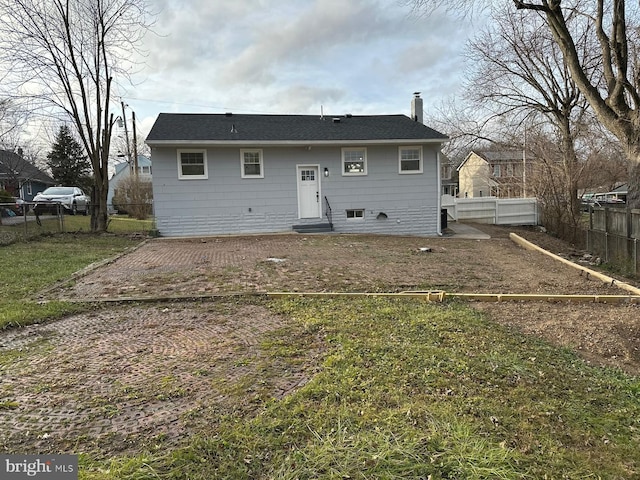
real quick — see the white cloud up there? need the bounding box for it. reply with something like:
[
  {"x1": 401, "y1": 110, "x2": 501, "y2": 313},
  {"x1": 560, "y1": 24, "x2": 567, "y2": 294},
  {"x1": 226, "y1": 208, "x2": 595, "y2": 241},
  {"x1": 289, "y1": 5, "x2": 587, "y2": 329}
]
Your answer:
[{"x1": 122, "y1": 0, "x2": 475, "y2": 137}]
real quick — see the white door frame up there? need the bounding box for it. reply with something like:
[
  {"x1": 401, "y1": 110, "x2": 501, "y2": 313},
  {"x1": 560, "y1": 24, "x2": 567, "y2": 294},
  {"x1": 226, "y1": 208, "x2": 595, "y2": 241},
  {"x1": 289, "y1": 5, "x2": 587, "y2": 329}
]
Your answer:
[{"x1": 296, "y1": 164, "x2": 322, "y2": 219}]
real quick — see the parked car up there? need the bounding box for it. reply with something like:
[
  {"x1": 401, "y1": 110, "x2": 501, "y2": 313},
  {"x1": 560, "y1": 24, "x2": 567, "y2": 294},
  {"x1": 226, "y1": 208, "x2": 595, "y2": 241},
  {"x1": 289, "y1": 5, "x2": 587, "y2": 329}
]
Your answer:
[
  {"x1": 0, "y1": 197, "x2": 28, "y2": 217},
  {"x1": 33, "y1": 186, "x2": 90, "y2": 215}
]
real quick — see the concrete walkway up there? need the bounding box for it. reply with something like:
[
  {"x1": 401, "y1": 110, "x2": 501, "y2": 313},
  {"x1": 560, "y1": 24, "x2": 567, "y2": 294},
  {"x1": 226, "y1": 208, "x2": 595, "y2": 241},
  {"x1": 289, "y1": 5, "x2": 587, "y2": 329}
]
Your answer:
[{"x1": 446, "y1": 222, "x2": 491, "y2": 239}]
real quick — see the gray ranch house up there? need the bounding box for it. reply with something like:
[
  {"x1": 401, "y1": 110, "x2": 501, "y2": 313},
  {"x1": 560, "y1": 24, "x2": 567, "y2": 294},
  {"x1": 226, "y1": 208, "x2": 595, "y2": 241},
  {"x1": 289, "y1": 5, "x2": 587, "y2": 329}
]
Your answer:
[{"x1": 145, "y1": 96, "x2": 448, "y2": 237}]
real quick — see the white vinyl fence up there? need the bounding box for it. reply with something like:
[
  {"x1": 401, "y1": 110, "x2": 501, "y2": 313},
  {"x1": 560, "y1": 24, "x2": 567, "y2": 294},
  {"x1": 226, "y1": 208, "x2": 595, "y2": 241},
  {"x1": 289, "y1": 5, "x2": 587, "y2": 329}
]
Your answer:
[{"x1": 441, "y1": 196, "x2": 539, "y2": 225}]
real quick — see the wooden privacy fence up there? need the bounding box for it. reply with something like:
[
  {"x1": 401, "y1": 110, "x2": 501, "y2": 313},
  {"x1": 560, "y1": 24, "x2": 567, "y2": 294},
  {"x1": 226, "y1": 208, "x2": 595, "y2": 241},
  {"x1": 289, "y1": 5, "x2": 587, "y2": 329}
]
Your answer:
[
  {"x1": 587, "y1": 207, "x2": 640, "y2": 276},
  {"x1": 441, "y1": 196, "x2": 539, "y2": 225}
]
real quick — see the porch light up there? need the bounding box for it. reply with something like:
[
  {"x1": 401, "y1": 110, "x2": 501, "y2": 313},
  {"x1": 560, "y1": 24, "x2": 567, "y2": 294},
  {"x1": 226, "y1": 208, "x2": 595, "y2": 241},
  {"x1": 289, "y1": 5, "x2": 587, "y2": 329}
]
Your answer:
[{"x1": 324, "y1": 167, "x2": 329, "y2": 177}]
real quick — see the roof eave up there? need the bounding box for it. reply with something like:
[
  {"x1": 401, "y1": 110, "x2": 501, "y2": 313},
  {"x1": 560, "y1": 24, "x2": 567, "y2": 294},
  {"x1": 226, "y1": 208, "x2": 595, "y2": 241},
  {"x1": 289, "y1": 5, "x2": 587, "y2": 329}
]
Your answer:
[{"x1": 146, "y1": 138, "x2": 449, "y2": 147}]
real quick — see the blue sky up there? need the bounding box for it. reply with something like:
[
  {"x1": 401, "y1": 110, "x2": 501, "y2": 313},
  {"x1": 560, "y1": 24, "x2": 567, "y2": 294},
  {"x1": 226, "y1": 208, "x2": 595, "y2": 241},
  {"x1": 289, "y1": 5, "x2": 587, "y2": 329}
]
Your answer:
[{"x1": 121, "y1": 0, "x2": 473, "y2": 140}]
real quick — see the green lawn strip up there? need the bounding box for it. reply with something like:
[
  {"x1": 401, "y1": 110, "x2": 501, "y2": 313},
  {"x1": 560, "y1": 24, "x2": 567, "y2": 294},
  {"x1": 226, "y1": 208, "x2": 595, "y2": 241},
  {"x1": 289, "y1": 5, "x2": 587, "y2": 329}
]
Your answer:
[
  {"x1": 60, "y1": 216, "x2": 154, "y2": 235},
  {"x1": 0, "y1": 234, "x2": 140, "y2": 329},
  {"x1": 0, "y1": 300, "x2": 88, "y2": 330},
  {"x1": 79, "y1": 298, "x2": 640, "y2": 479}
]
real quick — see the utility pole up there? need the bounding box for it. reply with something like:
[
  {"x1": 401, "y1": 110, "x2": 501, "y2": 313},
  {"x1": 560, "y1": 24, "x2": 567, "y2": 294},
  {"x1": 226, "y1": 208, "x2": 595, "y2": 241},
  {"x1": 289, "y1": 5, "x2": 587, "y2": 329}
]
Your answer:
[
  {"x1": 523, "y1": 129, "x2": 527, "y2": 198},
  {"x1": 132, "y1": 110, "x2": 139, "y2": 177},
  {"x1": 121, "y1": 101, "x2": 132, "y2": 175}
]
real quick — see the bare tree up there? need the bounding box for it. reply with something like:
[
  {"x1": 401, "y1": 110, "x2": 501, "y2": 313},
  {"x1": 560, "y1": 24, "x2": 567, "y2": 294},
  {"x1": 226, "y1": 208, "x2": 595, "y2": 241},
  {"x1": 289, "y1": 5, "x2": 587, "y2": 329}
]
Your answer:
[
  {"x1": 579, "y1": 130, "x2": 628, "y2": 191},
  {"x1": 408, "y1": 0, "x2": 640, "y2": 208},
  {"x1": 425, "y1": 98, "x2": 501, "y2": 166},
  {"x1": 465, "y1": 5, "x2": 598, "y2": 227},
  {"x1": 0, "y1": 0, "x2": 154, "y2": 231},
  {"x1": 511, "y1": 1, "x2": 640, "y2": 208},
  {"x1": 0, "y1": 99, "x2": 32, "y2": 150}
]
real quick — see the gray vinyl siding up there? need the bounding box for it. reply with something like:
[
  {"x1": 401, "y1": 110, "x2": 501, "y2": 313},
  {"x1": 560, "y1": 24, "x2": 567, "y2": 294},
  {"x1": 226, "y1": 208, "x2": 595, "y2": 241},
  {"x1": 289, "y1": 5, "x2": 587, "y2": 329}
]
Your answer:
[{"x1": 152, "y1": 144, "x2": 440, "y2": 237}]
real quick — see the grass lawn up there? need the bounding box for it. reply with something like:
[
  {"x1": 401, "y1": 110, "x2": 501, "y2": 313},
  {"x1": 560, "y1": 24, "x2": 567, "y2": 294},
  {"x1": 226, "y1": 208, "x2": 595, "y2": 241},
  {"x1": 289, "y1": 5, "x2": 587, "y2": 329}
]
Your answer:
[
  {"x1": 0, "y1": 214, "x2": 154, "y2": 246},
  {"x1": 0, "y1": 233, "x2": 141, "y2": 329},
  {"x1": 80, "y1": 298, "x2": 640, "y2": 479}
]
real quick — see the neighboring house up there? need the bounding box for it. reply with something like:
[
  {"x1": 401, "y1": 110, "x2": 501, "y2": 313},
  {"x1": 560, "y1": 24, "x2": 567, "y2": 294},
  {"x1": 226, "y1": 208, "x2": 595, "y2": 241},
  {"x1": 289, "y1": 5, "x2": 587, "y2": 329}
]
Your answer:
[
  {"x1": 457, "y1": 150, "x2": 531, "y2": 199},
  {"x1": 0, "y1": 149, "x2": 55, "y2": 200},
  {"x1": 440, "y1": 153, "x2": 458, "y2": 197},
  {"x1": 145, "y1": 95, "x2": 449, "y2": 237},
  {"x1": 107, "y1": 155, "x2": 152, "y2": 212},
  {"x1": 606, "y1": 183, "x2": 628, "y2": 203}
]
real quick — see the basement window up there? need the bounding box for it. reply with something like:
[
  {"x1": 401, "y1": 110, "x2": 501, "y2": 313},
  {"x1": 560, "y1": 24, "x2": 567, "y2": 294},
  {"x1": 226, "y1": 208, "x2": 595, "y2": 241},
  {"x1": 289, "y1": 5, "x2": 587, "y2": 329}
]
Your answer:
[{"x1": 346, "y1": 209, "x2": 365, "y2": 220}]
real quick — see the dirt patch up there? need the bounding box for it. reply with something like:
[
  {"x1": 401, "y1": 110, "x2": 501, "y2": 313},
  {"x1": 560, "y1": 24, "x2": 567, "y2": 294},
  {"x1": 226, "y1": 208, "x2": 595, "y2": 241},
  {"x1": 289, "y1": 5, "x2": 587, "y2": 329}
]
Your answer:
[{"x1": 0, "y1": 301, "x2": 323, "y2": 455}]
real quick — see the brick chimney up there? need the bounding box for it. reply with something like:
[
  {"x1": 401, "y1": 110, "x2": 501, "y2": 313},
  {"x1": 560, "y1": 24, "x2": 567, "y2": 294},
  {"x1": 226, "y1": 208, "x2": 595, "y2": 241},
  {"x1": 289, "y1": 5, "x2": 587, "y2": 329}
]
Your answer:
[{"x1": 411, "y1": 92, "x2": 423, "y2": 124}]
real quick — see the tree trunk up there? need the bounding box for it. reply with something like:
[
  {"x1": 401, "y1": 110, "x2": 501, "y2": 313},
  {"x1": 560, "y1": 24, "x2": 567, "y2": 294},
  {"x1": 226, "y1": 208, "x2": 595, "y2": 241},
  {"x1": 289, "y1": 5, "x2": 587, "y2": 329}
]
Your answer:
[
  {"x1": 92, "y1": 179, "x2": 108, "y2": 232},
  {"x1": 558, "y1": 117, "x2": 581, "y2": 223},
  {"x1": 627, "y1": 152, "x2": 640, "y2": 209},
  {"x1": 89, "y1": 147, "x2": 109, "y2": 232}
]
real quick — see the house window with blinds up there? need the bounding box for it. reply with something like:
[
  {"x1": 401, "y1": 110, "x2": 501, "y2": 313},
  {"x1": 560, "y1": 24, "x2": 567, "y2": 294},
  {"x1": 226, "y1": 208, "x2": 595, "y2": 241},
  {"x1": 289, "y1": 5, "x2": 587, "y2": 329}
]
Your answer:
[
  {"x1": 399, "y1": 146, "x2": 423, "y2": 174},
  {"x1": 177, "y1": 149, "x2": 208, "y2": 179},
  {"x1": 240, "y1": 149, "x2": 264, "y2": 178}
]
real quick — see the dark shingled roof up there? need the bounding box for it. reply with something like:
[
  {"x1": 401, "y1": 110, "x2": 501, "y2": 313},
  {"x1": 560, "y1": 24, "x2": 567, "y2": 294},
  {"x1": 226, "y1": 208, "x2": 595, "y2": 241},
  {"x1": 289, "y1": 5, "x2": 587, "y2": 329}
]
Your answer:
[
  {"x1": 146, "y1": 113, "x2": 448, "y2": 144},
  {"x1": 0, "y1": 150, "x2": 55, "y2": 185}
]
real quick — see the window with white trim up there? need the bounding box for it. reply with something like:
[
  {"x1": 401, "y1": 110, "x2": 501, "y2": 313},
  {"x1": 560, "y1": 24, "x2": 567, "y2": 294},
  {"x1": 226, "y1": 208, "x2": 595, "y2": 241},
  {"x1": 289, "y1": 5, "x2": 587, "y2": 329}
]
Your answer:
[
  {"x1": 346, "y1": 209, "x2": 365, "y2": 220},
  {"x1": 177, "y1": 149, "x2": 208, "y2": 179},
  {"x1": 493, "y1": 164, "x2": 501, "y2": 177},
  {"x1": 240, "y1": 149, "x2": 264, "y2": 178},
  {"x1": 399, "y1": 146, "x2": 422, "y2": 174},
  {"x1": 342, "y1": 148, "x2": 367, "y2": 176}
]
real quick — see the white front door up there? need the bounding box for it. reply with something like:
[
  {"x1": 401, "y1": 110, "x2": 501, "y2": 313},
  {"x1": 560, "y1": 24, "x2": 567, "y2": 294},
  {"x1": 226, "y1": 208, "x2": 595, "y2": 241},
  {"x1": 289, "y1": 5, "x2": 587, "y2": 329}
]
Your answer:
[{"x1": 297, "y1": 165, "x2": 321, "y2": 218}]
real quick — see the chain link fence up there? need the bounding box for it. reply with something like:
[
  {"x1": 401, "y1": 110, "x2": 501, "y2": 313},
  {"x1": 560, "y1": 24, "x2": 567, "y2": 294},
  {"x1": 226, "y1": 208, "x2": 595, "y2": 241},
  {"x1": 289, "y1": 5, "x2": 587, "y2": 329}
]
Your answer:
[
  {"x1": 0, "y1": 202, "x2": 156, "y2": 246},
  {"x1": 586, "y1": 229, "x2": 639, "y2": 277},
  {"x1": 546, "y1": 210, "x2": 639, "y2": 278}
]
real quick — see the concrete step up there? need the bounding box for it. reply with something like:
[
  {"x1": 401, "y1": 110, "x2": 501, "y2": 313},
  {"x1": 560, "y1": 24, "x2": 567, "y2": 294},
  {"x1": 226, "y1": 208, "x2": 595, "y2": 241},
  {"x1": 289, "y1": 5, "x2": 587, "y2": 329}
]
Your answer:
[{"x1": 292, "y1": 223, "x2": 333, "y2": 233}]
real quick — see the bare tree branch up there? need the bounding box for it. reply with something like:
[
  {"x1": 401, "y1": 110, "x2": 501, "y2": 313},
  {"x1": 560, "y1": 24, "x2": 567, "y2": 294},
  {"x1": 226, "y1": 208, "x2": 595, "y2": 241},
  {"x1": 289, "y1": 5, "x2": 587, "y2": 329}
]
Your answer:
[{"x1": 0, "y1": 0, "x2": 155, "y2": 231}]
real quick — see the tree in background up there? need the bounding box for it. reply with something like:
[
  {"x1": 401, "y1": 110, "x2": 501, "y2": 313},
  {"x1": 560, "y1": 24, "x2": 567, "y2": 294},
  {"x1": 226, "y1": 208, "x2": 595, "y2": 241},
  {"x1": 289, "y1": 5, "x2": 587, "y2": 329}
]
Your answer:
[
  {"x1": 464, "y1": 4, "x2": 598, "y2": 232},
  {"x1": 0, "y1": 0, "x2": 154, "y2": 232},
  {"x1": 112, "y1": 176, "x2": 153, "y2": 220},
  {"x1": 46, "y1": 126, "x2": 92, "y2": 191},
  {"x1": 0, "y1": 98, "x2": 31, "y2": 151},
  {"x1": 409, "y1": 0, "x2": 640, "y2": 208}
]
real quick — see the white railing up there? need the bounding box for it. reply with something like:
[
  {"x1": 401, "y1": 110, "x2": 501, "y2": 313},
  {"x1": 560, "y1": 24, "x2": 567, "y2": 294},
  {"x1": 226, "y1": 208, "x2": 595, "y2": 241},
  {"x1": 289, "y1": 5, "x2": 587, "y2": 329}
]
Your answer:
[{"x1": 441, "y1": 196, "x2": 538, "y2": 225}]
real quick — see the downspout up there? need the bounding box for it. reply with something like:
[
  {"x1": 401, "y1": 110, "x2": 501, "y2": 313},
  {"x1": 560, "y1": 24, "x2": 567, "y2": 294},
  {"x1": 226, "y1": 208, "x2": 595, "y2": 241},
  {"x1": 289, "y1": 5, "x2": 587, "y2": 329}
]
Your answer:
[{"x1": 437, "y1": 149, "x2": 442, "y2": 236}]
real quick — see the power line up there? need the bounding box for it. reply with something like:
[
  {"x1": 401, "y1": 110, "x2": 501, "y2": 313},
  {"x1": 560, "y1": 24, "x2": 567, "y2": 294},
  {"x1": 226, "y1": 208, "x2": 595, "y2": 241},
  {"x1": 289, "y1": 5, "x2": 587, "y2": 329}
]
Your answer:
[{"x1": 122, "y1": 96, "x2": 297, "y2": 115}]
